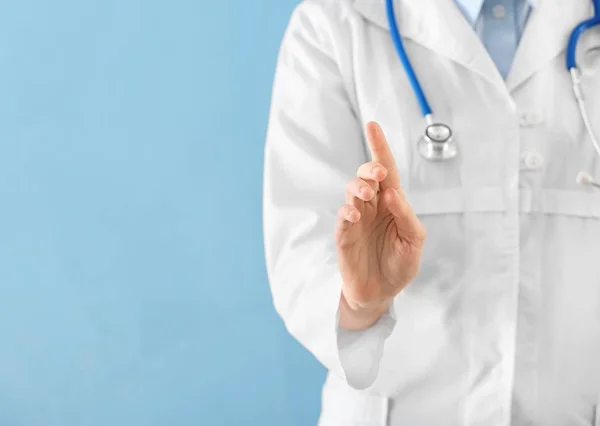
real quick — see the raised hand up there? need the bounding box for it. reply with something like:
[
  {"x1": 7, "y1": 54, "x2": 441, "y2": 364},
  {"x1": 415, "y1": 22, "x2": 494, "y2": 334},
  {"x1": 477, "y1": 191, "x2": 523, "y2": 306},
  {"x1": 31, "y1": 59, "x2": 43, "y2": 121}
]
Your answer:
[{"x1": 335, "y1": 122, "x2": 426, "y2": 330}]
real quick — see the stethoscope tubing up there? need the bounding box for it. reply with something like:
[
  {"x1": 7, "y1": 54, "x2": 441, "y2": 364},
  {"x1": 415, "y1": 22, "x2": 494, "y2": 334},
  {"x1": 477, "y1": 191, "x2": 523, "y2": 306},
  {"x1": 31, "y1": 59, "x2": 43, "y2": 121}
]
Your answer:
[
  {"x1": 385, "y1": 0, "x2": 600, "y2": 186},
  {"x1": 385, "y1": 0, "x2": 432, "y2": 118},
  {"x1": 386, "y1": 0, "x2": 600, "y2": 118}
]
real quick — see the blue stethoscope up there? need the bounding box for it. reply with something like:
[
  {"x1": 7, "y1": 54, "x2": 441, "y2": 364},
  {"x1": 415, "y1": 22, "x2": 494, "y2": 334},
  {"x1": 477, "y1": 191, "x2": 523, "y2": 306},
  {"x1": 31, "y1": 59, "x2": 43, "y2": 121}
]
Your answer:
[{"x1": 385, "y1": 0, "x2": 600, "y2": 187}]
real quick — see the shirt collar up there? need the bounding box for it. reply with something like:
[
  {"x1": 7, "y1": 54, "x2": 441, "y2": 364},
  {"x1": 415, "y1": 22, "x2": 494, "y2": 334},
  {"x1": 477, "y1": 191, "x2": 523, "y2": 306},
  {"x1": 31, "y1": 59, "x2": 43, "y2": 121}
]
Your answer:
[{"x1": 455, "y1": 0, "x2": 537, "y2": 25}]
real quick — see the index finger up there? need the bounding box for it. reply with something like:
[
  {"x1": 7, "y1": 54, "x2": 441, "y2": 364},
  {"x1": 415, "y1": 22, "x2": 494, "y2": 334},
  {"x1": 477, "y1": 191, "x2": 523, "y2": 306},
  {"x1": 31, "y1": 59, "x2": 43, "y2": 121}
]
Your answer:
[{"x1": 366, "y1": 122, "x2": 400, "y2": 190}]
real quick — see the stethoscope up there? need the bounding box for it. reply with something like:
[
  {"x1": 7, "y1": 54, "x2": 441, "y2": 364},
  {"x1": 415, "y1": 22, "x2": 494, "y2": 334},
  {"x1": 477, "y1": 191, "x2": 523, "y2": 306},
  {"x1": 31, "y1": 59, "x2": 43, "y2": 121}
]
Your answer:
[{"x1": 385, "y1": 0, "x2": 600, "y2": 188}]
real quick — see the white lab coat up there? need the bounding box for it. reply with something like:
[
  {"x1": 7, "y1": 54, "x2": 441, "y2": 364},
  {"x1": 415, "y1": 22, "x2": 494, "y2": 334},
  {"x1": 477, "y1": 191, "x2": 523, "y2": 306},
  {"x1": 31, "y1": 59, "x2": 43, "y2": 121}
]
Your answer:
[{"x1": 263, "y1": 0, "x2": 600, "y2": 425}]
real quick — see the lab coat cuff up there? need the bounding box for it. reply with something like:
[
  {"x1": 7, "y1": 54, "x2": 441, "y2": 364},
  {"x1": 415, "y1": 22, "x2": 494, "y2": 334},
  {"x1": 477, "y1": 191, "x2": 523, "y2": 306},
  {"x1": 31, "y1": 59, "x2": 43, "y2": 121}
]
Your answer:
[{"x1": 335, "y1": 301, "x2": 397, "y2": 390}]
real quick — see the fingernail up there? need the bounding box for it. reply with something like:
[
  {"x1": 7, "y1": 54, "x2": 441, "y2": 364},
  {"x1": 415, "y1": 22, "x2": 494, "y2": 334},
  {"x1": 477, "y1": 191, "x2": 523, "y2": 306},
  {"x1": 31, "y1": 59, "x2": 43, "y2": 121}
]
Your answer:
[
  {"x1": 372, "y1": 166, "x2": 384, "y2": 176},
  {"x1": 361, "y1": 187, "x2": 373, "y2": 198}
]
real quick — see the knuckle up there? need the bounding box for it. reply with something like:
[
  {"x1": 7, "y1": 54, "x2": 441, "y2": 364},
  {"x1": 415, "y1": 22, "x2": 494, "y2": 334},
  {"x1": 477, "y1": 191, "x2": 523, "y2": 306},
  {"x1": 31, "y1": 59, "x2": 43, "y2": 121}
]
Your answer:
[
  {"x1": 356, "y1": 163, "x2": 370, "y2": 177},
  {"x1": 363, "y1": 179, "x2": 377, "y2": 191},
  {"x1": 352, "y1": 178, "x2": 365, "y2": 191}
]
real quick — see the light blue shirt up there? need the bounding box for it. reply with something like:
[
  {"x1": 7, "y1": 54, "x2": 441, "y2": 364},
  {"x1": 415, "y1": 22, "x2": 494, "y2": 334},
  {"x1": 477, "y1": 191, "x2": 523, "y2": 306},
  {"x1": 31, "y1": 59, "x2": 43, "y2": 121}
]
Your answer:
[{"x1": 454, "y1": 0, "x2": 535, "y2": 78}]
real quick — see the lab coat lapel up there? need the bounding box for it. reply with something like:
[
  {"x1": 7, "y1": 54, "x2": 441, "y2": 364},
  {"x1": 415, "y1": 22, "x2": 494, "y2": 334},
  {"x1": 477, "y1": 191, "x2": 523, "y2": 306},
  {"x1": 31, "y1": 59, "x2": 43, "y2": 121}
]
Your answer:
[
  {"x1": 352, "y1": 0, "x2": 505, "y2": 89},
  {"x1": 506, "y1": 0, "x2": 594, "y2": 91}
]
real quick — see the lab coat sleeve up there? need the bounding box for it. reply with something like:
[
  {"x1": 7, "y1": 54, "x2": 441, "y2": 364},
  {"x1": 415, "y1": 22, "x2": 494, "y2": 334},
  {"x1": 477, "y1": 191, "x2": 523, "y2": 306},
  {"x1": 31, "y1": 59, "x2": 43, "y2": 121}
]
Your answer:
[{"x1": 263, "y1": 1, "x2": 396, "y2": 390}]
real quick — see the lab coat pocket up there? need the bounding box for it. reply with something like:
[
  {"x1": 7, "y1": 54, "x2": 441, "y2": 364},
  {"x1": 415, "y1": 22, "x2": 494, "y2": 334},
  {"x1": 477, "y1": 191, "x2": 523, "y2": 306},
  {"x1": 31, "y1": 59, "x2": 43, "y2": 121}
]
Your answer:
[
  {"x1": 319, "y1": 375, "x2": 388, "y2": 426},
  {"x1": 404, "y1": 186, "x2": 507, "y2": 283}
]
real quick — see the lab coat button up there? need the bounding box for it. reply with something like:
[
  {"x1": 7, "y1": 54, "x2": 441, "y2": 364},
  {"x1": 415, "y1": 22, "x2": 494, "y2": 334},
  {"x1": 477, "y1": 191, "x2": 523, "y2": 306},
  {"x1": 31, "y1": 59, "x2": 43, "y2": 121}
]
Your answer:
[{"x1": 521, "y1": 151, "x2": 544, "y2": 170}]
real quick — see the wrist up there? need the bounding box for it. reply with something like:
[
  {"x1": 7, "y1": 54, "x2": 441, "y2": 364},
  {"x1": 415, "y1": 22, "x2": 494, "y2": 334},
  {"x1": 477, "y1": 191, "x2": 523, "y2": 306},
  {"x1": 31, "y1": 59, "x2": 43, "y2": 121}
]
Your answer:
[{"x1": 338, "y1": 292, "x2": 392, "y2": 331}]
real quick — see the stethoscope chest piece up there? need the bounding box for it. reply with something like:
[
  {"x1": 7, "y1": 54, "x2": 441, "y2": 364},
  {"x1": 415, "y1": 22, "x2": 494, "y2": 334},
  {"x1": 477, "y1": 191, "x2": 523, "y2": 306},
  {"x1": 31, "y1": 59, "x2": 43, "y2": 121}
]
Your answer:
[{"x1": 418, "y1": 123, "x2": 458, "y2": 161}]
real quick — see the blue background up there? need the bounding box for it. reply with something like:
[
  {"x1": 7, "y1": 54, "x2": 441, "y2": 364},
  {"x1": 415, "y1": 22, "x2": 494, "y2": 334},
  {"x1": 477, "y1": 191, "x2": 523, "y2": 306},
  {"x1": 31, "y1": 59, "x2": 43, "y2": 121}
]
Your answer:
[{"x1": 0, "y1": 1, "x2": 325, "y2": 425}]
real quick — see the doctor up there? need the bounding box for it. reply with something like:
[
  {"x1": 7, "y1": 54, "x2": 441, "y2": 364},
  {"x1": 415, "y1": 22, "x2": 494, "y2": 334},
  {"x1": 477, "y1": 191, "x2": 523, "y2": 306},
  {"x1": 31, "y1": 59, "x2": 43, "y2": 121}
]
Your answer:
[{"x1": 263, "y1": 0, "x2": 600, "y2": 425}]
